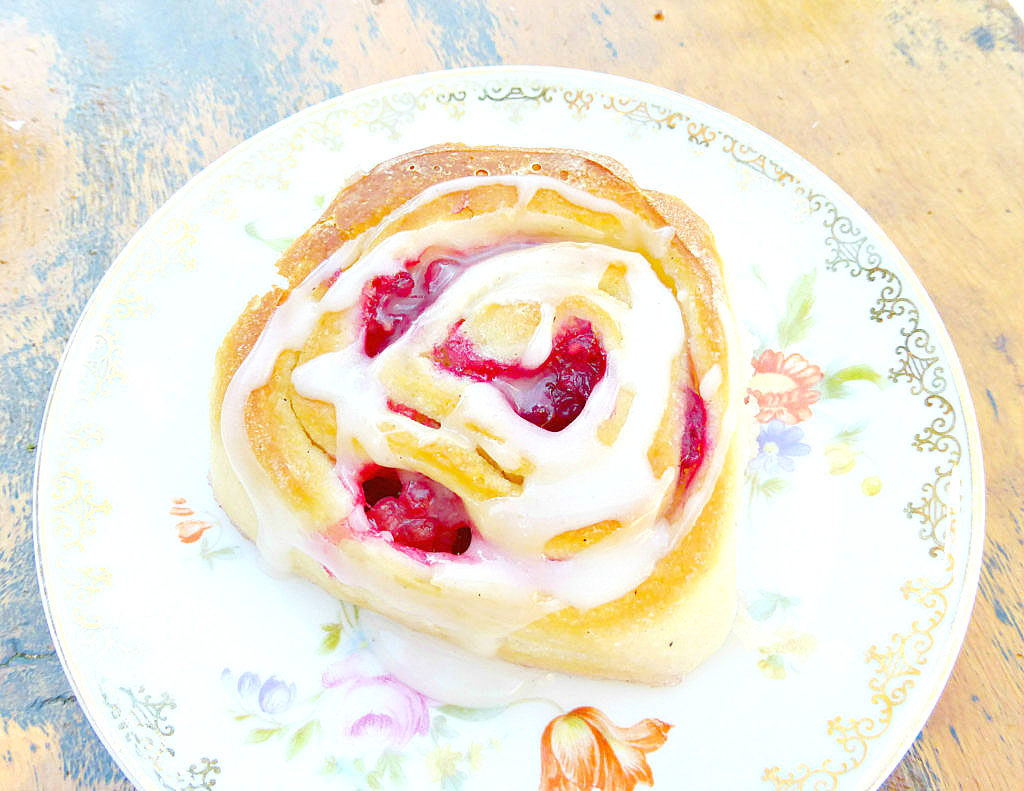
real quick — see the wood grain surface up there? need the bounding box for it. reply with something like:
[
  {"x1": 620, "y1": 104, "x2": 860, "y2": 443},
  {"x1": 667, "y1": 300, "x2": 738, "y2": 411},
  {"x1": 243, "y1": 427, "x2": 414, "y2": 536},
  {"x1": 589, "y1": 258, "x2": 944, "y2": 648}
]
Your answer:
[{"x1": 1, "y1": 1, "x2": 1021, "y2": 789}]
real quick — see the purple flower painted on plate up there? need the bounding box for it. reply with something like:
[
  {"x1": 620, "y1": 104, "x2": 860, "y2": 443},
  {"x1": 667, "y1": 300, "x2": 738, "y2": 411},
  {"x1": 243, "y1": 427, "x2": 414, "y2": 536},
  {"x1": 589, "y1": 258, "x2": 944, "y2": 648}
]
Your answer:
[
  {"x1": 322, "y1": 652, "x2": 429, "y2": 750},
  {"x1": 258, "y1": 676, "x2": 297, "y2": 715},
  {"x1": 236, "y1": 671, "x2": 261, "y2": 698},
  {"x1": 225, "y1": 670, "x2": 297, "y2": 716},
  {"x1": 749, "y1": 419, "x2": 811, "y2": 474}
]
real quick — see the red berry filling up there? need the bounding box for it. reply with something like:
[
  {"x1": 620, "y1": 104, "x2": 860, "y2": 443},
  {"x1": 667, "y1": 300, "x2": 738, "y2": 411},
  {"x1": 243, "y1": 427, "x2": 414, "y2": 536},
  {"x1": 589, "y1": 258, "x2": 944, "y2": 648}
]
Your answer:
[
  {"x1": 434, "y1": 317, "x2": 608, "y2": 432},
  {"x1": 360, "y1": 257, "x2": 465, "y2": 357},
  {"x1": 359, "y1": 467, "x2": 472, "y2": 555},
  {"x1": 678, "y1": 387, "x2": 707, "y2": 488},
  {"x1": 386, "y1": 399, "x2": 441, "y2": 429}
]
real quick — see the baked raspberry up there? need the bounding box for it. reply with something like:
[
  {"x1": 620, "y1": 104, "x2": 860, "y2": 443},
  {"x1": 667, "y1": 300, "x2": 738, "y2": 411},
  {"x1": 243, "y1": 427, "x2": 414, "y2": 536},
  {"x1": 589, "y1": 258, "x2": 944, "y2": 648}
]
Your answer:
[
  {"x1": 360, "y1": 257, "x2": 464, "y2": 357},
  {"x1": 678, "y1": 387, "x2": 707, "y2": 488},
  {"x1": 434, "y1": 318, "x2": 607, "y2": 432},
  {"x1": 360, "y1": 467, "x2": 472, "y2": 555}
]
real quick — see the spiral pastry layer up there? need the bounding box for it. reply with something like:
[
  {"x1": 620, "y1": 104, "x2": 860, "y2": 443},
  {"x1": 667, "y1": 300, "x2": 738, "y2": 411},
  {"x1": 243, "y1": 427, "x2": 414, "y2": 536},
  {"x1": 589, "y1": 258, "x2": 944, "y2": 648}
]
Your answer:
[{"x1": 211, "y1": 145, "x2": 748, "y2": 683}]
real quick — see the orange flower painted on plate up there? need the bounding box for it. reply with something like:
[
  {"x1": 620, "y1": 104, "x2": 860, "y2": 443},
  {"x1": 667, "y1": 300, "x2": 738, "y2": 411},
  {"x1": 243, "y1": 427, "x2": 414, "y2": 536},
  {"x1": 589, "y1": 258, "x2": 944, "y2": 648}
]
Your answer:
[
  {"x1": 540, "y1": 706, "x2": 671, "y2": 791},
  {"x1": 748, "y1": 350, "x2": 823, "y2": 425},
  {"x1": 171, "y1": 498, "x2": 214, "y2": 543},
  {"x1": 176, "y1": 518, "x2": 213, "y2": 543}
]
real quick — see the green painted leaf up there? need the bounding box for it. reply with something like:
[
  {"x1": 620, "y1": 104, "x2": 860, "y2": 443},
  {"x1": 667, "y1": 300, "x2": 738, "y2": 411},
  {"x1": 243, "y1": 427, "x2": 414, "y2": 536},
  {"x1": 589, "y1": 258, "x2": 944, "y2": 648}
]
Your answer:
[
  {"x1": 286, "y1": 720, "x2": 319, "y2": 759},
  {"x1": 233, "y1": 713, "x2": 251, "y2": 721},
  {"x1": 205, "y1": 546, "x2": 237, "y2": 559},
  {"x1": 386, "y1": 758, "x2": 405, "y2": 783},
  {"x1": 833, "y1": 423, "x2": 866, "y2": 443},
  {"x1": 747, "y1": 596, "x2": 780, "y2": 622},
  {"x1": 747, "y1": 591, "x2": 798, "y2": 621},
  {"x1": 437, "y1": 704, "x2": 505, "y2": 721},
  {"x1": 314, "y1": 193, "x2": 326, "y2": 208},
  {"x1": 431, "y1": 714, "x2": 455, "y2": 739},
  {"x1": 377, "y1": 751, "x2": 405, "y2": 783},
  {"x1": 822, "y1": 365, "x2": 883, "y2": 398},
  {"x1": 776, "y1": 270, "x2": 816, "y2": 348},
  {"x1": 442, "y1": 769, "x2": 467, "y2": 791},
  {"x1": 244, "y1": 221, "x2": 295, "y2": 253},
  {"x1": 758, "y1": 477, "x2": 788, "y2": 498},
  {"x1": 341, "y1": 602, "x2": 361, "y2": 630},
  {"x1": 246, "y1": 727, "x2": 279, "y2": 743},
  {"x1": 320, "y1": 622, "x2": 341, "y2": 653}
]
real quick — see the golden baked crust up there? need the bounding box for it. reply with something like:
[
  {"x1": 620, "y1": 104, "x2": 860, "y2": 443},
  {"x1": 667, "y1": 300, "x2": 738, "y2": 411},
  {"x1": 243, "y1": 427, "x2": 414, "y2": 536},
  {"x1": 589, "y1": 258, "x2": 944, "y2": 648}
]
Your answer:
[{"x1": 211, "y1": 144, "x2": 748, "y2": 684}]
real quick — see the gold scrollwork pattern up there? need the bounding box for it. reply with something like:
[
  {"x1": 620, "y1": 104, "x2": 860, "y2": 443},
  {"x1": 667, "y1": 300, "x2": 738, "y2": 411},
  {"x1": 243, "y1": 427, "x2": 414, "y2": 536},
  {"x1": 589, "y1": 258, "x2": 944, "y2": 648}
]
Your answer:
[
  {"x1": 601, "y1": 94, "x2": 684, "y2": 129},
  {"x1": 346, "y1": 90, "x2": 431, "y2": 140},
  {"x1": 809, "y1": 193, "x2": 961, "y2": 555},
  {"x1": 759, "y1": 190, "x2": 965, "y2": 786},
  {"x1": 201, "y1": 107, "x2": 352, "y2": 219},
  {"x1": 79, "y1": 215, "x2": 201, "y2": 398},
  {"x1": 478, "y1": 81, "x2": 554, "y2": 104},
  {"x1": 51, "y1": 466, "x2": 111, "y2": 552},
  {"x1": 686, "y1": 119, "x2": 717, "y2": 147},
  {"x1": 436, "y1": 89, "x2": 468, "y2": 119},
  {"x1": 103, "y1": 686, "x2": 221, "y2": 790},
  {"x1": 106, "y1": 282, "x2": 151, "y2": 322},
  {"x1": 591, "y1": 93, "x2": 800, "y2": 187},
  {"x1": 80, "y1": 330, "x2": 124, "y2": 399},
  {"x1": 763, "y1": 558, "x2": 954, "y2": 791},
  {"x1": 476, "y1": 81, "x2": 553, "y2": 123},
  {"x1": 563, "y1": 88, "x2": 594, "y2": 119},
  {"x1": 720, "y1": 134, "x2": 799, "y2": 186},
  {"x1": 65, "y1": 566, "x2": 112, "y2": 629},
  {"x1": 64, "y1": 423, "x2": 103, "y2": 451},
  {"x1": 127, "y1": 217, "x2": 200, "y2": 282}
]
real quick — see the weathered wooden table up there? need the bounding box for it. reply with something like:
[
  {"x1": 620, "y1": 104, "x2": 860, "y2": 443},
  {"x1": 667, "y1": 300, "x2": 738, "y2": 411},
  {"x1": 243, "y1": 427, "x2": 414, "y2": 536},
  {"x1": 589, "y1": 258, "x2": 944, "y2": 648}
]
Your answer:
[{"x1": 2, "y1": 2, "x2": 1021, "y2": 789}]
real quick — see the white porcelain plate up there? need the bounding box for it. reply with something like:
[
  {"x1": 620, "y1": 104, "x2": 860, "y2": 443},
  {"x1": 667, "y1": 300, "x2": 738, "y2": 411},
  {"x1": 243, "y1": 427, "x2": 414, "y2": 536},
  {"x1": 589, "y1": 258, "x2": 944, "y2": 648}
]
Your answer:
[{"x1": 35, "y1": 66, "x2": 984, "y2": 791}]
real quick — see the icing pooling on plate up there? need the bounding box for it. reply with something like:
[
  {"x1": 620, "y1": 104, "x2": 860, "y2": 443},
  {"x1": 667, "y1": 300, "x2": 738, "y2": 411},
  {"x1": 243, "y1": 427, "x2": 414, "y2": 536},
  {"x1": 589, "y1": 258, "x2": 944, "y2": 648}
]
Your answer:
[{"x1": 219, "y1": 173, "x2": 698, "y2": 648}]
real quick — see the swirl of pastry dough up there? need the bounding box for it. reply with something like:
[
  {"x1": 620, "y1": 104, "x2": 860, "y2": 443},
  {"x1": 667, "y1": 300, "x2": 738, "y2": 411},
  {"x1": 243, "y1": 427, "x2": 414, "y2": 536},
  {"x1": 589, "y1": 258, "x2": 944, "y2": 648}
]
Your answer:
[{"x1": 211, "y1": 146, "x2": 747, "y2": 682}]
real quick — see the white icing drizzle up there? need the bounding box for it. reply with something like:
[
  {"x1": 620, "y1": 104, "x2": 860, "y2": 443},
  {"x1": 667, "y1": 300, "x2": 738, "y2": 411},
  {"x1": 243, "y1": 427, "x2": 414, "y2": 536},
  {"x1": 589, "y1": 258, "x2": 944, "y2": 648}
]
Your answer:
[
  {"x1": 220, "y1": 173, "x2": 696, "y2": 650},
  {"x1": 219, "y1": 242, "x2": 359, "y2": 566},
  {"x1": 700, "y1": 363, "x2": 723, "y2": 401}
]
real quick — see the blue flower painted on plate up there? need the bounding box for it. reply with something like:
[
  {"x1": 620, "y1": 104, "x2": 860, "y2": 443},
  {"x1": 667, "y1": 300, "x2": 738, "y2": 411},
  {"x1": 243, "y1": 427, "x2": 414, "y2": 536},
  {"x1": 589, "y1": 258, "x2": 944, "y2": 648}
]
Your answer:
[{"x1": 748, "y1": 420, "x2": 811, "y2": 474}]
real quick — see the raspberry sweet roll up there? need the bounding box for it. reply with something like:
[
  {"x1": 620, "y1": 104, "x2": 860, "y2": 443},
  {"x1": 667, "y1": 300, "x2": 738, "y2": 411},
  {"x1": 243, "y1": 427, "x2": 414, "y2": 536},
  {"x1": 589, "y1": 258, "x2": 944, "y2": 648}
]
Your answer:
[{"x1": 211, "y1": 145, "x2": 748, "y2": 684}]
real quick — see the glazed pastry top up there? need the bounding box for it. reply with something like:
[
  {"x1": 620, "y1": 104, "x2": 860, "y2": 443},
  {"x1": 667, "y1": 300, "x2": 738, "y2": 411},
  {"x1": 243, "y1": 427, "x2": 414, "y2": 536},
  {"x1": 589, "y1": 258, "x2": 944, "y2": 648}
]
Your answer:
[{"x1": 212, "y1": 146, "x2": 743, "y2": 652}]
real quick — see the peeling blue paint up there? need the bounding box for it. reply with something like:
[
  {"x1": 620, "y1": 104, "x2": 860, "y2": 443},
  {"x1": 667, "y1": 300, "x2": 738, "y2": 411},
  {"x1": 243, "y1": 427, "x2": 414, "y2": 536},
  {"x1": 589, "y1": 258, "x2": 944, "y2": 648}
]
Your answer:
[
  {"x1": 893, "y1": 39, "x2": 917, "y2": 67},
  {"x1": 986, "y1": 388, "x2": 999, "y2": 419},
  {"x1": 970, "y1": 25, "x2": 995, "y2": 51},
  {"x1": 366, "y1": 12, "x2": 381, "y2": 41},
  {"x1": 948, "y1": 724, "x2": 961, "y2": 748},
  {"x1": 406, "y1": 0, "x2": 503, "y2": 67},
  {"x1": 2, "y1": 1, "x2": 351, "y2": 786}
]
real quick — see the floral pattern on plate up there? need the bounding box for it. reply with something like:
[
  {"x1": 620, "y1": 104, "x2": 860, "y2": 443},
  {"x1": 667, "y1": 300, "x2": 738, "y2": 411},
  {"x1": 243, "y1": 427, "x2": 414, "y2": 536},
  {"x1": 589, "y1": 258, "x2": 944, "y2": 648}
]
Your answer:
[
  {"x1": 34, "y1": 67, "x2": 983, "y2": 791},
  {"x1": 219, "y1": 605, "x2": 671, "y2": 790}
]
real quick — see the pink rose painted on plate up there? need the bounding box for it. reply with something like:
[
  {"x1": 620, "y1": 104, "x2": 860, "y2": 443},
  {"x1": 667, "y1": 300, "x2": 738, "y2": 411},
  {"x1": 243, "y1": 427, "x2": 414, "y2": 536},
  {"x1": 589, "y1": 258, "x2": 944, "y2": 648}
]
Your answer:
[{"x1": 321, "y1": 652, "x2": 430, "y2": 750}]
